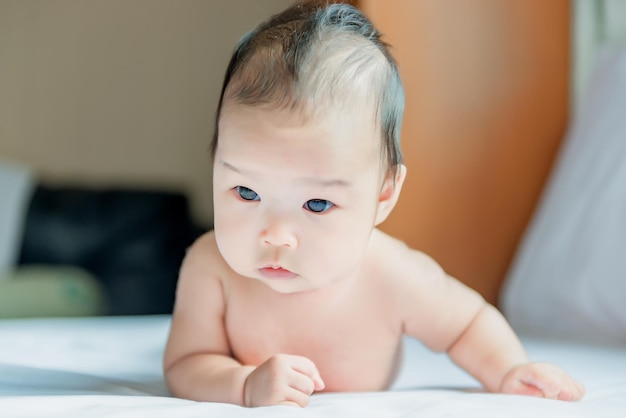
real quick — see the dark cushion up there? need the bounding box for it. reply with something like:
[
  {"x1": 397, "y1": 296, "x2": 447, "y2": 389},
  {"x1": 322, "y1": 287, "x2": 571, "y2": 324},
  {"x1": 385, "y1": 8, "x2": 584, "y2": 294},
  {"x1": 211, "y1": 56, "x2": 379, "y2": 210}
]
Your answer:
[{"x1": 18, "y1": 185, "x2": 206, "y2": 315}]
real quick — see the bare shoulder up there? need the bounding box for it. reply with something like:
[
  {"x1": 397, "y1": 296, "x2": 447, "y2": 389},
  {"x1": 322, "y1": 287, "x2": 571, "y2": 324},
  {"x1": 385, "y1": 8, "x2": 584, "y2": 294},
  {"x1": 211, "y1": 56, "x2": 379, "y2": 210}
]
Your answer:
[
  {"x1": 177, "y1": 231, "x2": 232, "y2": 291},
  {"x1": 367, "y1": 228, "x2": 445, "y2": 284},
  {"x1": 182, "y1": 230, "x2": 222, "y2": 271},
  {"x1": 369, "y1": 228, "x2": 484, "y2": 351}
]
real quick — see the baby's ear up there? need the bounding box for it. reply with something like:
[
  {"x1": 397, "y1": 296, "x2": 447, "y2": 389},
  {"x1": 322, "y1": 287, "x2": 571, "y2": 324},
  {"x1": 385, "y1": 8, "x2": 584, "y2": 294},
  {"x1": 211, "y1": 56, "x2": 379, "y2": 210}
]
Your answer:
[{"x1": 374, "y1": 164, "x2": 406, "y2": 226}]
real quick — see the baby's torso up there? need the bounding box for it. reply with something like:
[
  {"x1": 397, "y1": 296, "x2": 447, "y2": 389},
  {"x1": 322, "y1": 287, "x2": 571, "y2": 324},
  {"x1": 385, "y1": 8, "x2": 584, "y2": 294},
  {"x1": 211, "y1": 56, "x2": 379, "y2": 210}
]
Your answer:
[{"x1": 224, "y1": 272, "x2": 404, "y2": 392}]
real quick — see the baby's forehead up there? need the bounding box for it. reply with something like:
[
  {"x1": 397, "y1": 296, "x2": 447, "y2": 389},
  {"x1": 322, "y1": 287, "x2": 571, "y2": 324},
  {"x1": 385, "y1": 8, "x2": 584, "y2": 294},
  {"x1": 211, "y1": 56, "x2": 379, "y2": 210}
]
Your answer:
[
  {"x1": 221, "y1": 99, "x2": 379, "y2": 136},
  {"x1": 217, "y1": 101, "x2": 389, "y2": 183},
  {"x1": 220, "y1": 101, "x2": 382, "y2": 153},
  {"x1": 217, "y1": 108, "x2": 386, "y2": 187}
]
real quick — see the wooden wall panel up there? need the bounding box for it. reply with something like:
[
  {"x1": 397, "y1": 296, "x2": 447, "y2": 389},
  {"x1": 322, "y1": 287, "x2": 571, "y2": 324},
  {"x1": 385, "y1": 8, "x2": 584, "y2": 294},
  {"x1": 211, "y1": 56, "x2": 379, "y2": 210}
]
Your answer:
[{"x1": 359, "y1": 0, "x2": 570, "y2": 305}]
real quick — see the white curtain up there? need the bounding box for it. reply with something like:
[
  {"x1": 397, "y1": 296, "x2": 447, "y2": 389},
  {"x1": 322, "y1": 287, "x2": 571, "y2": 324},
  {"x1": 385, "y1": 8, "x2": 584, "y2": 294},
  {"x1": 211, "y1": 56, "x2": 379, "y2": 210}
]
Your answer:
[{"x1": 572, "y1": 0, "x2": 626, "y2": 109}]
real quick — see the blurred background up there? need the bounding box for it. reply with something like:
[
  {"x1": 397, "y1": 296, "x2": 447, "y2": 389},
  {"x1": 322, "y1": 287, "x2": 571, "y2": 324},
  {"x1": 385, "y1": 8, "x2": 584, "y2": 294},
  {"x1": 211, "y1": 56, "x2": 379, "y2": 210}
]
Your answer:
[
  {"x1": 1, "y1": 0, "x2": 296, "y2": 316},
  {"x1": 0, "y1": 0, "x2": 589, "y2": 317}
]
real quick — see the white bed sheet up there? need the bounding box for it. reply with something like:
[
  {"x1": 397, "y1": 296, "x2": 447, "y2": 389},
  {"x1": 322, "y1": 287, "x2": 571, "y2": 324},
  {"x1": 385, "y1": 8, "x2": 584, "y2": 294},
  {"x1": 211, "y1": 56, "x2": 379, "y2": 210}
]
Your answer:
[{"x1": 1, "y1": 315, "x2": 625, "y2": 418}]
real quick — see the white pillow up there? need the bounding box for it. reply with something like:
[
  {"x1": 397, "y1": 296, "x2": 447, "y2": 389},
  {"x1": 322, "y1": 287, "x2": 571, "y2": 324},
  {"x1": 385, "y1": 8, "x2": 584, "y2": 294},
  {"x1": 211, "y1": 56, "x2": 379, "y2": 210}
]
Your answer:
[
  {"x1": 501, "y1": 42, "x2": 626, "y2": 344},
  {"x1": 0, "y1": 160, "x2": 35, "y2": 278}
]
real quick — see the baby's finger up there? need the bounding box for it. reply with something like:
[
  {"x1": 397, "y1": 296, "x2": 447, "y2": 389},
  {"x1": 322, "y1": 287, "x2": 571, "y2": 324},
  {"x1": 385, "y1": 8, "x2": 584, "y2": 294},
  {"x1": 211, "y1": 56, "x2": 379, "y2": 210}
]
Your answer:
[
  {"x1": 513, "y1": 364, "x2": 562, "y2": 399},
  {"x1": 313, "y1": 374, "x2": 325, "y2": 391},
  {"x1": 556, "y1": 378, "x2": 585, "y2": 401},
  {"x1": 528, "y1": 380, "x2": 560, "y2": 400},
  {"x1": 287, "y1": 370, "x2": 316, "y2": 395},
  {"x1": 276, "y1": 400, "x2": 302, "y2": 408},
  {"x1": 502, "y1": 377, "x2": 545, "y2": 398},
  {"x1": 517, "y1": 363, "x2": 584, "y2": 401},
  {"x1": 281, "y1": 386, "x2": 312, "y2": 407},
  {"x1": 287, "y1": 355, "x2": 325, "y2": 391}
]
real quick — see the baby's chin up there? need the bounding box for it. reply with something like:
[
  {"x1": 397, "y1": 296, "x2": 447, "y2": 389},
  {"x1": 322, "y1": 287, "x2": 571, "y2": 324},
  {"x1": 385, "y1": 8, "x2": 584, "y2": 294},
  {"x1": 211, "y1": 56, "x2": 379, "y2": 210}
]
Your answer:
[
  {"x1": 255, "y1": 277, "x2": 320, "y2": 294},
  {"x1": 244, "y1": 273, "x2": 333, "y2": 295},
  {"x1": 227, "y1": 261, "x2": 349, "y2": 294}
]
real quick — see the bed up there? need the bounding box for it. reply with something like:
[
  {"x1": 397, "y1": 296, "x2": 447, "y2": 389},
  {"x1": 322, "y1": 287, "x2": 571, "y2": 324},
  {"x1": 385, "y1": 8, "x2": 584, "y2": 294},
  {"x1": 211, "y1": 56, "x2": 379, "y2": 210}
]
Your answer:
[
  {"x1": 2, "y1": 1, "x2": 626, "y2": 417},
  {"x1": 1, "y1": 315, "x2": 625, "y2": 418}
]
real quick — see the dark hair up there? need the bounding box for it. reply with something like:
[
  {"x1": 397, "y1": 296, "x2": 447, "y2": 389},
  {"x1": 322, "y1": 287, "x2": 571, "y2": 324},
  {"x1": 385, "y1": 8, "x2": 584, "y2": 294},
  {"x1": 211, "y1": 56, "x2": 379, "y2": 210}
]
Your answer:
[{"x1": 211, "y1": 0, "x2": 404, "y2": 173}]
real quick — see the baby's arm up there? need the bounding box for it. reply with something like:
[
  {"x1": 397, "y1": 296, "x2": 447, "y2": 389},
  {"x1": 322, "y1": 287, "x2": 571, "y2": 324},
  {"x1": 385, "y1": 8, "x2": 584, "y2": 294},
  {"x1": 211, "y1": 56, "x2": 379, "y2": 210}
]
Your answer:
[
  {"x1": 396, "y1": 245, "x2": 583, "y2": 401},
  {"x1": 163, "y1": 233, "x2": 251, "y2": 404},
  {"x1": 446, "y1": 303, "x2": 584, "y2": 400},
  {"x1": 163, "y1": 232, "x2": 323, "y2": 407}
]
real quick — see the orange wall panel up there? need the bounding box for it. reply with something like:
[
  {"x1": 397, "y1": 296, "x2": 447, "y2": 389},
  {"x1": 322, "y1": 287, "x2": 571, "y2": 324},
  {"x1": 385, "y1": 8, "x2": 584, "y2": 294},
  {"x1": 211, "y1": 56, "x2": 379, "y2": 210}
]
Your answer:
[{"x1": 359, "y1": 0, "x2": 570, "y2": 305}]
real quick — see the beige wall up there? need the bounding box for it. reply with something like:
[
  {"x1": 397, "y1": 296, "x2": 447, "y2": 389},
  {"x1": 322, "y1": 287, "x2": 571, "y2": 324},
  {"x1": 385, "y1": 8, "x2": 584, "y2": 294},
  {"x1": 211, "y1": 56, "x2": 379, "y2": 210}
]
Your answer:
[{"x1": 0, "y1": 0, "x2": 294, "y2": 226}]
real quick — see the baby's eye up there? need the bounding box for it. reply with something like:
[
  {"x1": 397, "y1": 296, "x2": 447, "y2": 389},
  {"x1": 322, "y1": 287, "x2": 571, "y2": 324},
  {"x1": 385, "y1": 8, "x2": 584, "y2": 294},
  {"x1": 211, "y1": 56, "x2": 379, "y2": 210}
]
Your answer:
[
  {"x1": 235, "y1": 186, "x2": 260, "y2": 201},
  {"x1": 303, "y1": 199, "x2": 334, "y2": 213}
]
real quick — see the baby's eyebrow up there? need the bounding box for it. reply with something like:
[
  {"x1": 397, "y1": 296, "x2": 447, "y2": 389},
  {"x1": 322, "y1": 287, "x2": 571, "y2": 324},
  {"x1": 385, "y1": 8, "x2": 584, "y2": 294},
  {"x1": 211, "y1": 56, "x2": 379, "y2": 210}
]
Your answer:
[
  {"x1": 299, "y1": 177, "x2": 351, "y2": 188},
  {"x1": 220, "y1": 160, "x2": 244, "y2": 174},
  {"x1": 219, "y1": 159, "x2": 350, "y2": 188}
]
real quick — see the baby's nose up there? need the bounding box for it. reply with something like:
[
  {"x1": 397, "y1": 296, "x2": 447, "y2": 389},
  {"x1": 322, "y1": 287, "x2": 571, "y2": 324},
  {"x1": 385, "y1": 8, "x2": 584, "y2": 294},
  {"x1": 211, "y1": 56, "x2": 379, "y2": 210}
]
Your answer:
[{"x1": 260, "y1": 216, "x2": 297, "y2": 248}]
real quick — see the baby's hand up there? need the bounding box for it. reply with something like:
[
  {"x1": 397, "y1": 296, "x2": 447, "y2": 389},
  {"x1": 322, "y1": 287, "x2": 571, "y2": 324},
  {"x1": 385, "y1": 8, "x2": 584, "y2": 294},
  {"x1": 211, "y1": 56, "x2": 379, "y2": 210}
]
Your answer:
[
  {"x1": 499, "y1": 362, "x2": 585, "y2": 401},
  {"x1": 243, "y1": 354, "x2": 325, "y2": 407}
]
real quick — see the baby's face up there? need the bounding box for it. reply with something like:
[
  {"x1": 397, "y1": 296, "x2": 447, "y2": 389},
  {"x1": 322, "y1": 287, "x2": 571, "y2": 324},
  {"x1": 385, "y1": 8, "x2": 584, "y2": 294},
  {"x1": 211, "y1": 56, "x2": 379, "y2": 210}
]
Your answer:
[{"x1": 213, "y1": 103, "x2": 386, "y2": 293}]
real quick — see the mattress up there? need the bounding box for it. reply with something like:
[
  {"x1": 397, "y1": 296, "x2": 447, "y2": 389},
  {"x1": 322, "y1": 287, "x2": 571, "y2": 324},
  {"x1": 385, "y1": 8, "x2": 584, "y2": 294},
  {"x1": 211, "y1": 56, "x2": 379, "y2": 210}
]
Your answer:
[{"x1": 1, "y1": 315, "x2": 624, "y2": 417}]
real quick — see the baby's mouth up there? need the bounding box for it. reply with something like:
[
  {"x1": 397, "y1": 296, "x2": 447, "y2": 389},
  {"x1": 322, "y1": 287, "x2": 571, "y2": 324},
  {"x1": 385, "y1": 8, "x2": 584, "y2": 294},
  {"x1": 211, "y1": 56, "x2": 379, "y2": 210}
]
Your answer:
[{"x1": 258, "y1": 266, "x2": 298, "y2": 280}]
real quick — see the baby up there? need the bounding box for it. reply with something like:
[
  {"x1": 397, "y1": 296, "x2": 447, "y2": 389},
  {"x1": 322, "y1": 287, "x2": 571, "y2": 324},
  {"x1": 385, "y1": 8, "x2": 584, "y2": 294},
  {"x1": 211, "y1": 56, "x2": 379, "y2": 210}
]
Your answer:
[{"x1": 163, "y1": 0, "x2": 584, "y2": 407}]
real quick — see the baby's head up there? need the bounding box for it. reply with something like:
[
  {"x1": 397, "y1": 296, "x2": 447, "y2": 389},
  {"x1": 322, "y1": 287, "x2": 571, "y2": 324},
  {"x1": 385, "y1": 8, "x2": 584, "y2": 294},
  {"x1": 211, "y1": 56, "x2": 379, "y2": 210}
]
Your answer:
[
  {"x1": 212, "y1": 1, "x2": 407, "y2": 293},
  {"x1": 211, "y1": 0, "x2": 405, "y2": 177}
]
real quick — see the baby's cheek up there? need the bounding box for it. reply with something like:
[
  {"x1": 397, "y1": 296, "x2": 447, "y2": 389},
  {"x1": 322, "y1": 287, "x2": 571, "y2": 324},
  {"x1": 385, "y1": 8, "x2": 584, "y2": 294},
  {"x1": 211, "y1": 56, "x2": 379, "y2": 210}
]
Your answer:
[
  {"x1": 215, "y1": 222, "x2": 250, "y2": 263},
  {"x1": 317, "y1": 242, "x2": 366, "y2": 281}
]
